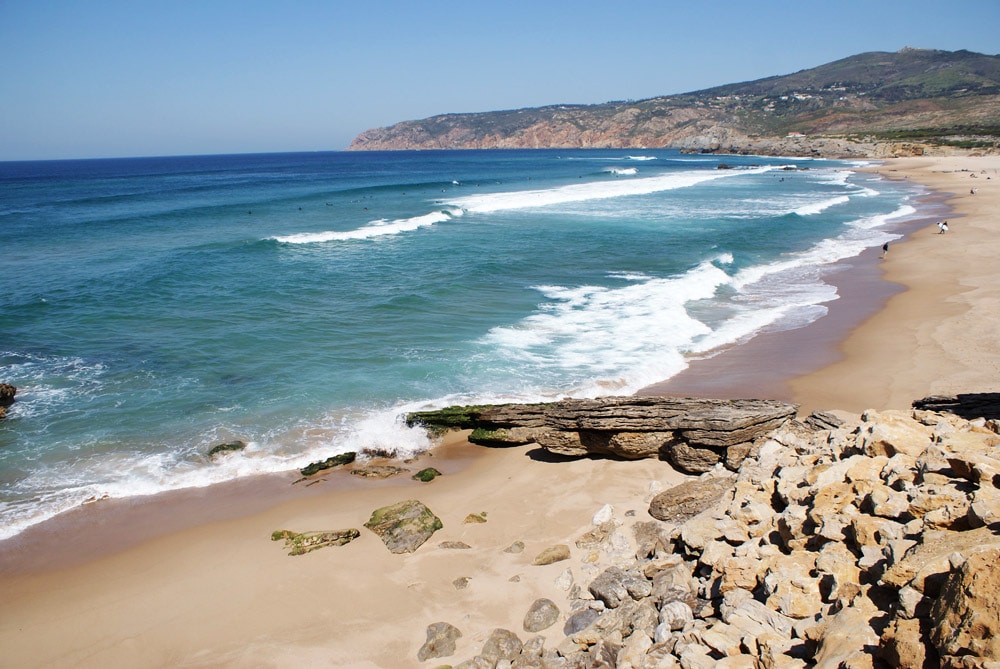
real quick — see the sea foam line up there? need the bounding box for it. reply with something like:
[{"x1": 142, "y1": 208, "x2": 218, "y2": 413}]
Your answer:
[
  {"x1": 479, "y1": 196, "x2": 914, "y2": 397},
  {"x1": 272, "y1": 209, "x2": 461, "y2": 244},
  {"x1": 447, "y1": 166, "x2": 775, "y2": 214}
]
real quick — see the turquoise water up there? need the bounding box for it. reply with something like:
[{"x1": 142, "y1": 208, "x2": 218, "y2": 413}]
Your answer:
[{"x1": 0, "y1": 149, "x2": 920, "y2": 537}]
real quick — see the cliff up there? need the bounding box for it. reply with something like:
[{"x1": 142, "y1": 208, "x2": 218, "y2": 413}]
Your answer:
[{"x1": 349, "y1": 48, "x2": 1000, "y2": 158}]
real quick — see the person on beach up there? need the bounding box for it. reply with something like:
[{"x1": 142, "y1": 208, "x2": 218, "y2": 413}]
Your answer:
[
  {"x1": 881, "y1": 242, "x2": 889, "y2": 259},
  {"x1": 938, "y1": 221, "x2": 949, "y2": 234}
]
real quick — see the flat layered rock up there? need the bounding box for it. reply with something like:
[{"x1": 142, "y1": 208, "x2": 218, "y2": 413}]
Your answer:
[{"x1": 407, "y1": 396, "x2": 797, "y2": 470}]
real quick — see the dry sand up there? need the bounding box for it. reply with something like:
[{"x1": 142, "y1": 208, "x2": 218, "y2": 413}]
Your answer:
[
  {"x1": 790, "y1": 155, "x2": 1000, "y2": 413},
  {"x1": 1, "y1": 155, "x2": 998, "y2": 668}
]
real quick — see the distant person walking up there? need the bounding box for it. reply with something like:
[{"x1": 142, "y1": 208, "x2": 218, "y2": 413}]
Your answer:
[
  {"x1": 938, "y1": 220, "x2": 949, "y2": 234},
  {"x1": 881, "y1": 242, "x2": 889, "y2": 259}
]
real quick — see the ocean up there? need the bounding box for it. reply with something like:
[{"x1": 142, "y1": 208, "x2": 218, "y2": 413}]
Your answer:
[{"x1": 0, "y1": 149, "x2": 921, "y2": 540}]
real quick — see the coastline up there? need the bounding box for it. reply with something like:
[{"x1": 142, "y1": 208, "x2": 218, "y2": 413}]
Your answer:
[
  {"x1": 1, "y1": 154, "x2": 998, "y2": 667},
  {"x1": 788, "y1": 155, "x2": 1000, "y2": 412}
]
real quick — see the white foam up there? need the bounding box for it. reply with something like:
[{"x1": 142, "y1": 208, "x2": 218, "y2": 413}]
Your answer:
[
  {"x1": 603, "y1": 167, "x2": 638, "y2": 175},
  {"x1": 846, "y1": 203, "x2": 915, "y2": 229},
  {"x1": 794, "y1": 195, "x2": 850, "y2": 216},
  {"x1": 447, "y1": 166, "x2": 775, "y2": 214},
  {"x1": 273, "y1": 209, "x2": 461, "y2": 244},
  {"x1": 481, "y1": 258, "x2": 734, "y2": 396},
  {"x1": 0, "y1": 400, "x2": 437, "y2": 541}
]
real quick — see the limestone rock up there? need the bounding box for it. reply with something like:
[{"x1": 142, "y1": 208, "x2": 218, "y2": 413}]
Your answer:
[
  {"x1": 270, "y1": 528, "x2": 360, "y2": 555},
  {"x1": 881, "y1": 527, "x2": 1000, "y2": 594},
  {"x1": 633, "y1": 520, "x2": 673, "y2": 559},
  {"x1": 440, "y1": 541, "x2": 472, "y2": 550},
  {"x1": 812, "y1": 597, "x2": 880, "y2": 669},
  {"x1": 763, "y1": 553, "x2": 823, "y2": 619},
  {"x1": 588, "y1": 566, "x2": 652, "y2": 608},
  {"x1": 929, "y1": 548, "x2": 1000, "y2": 662},
  {"x1": 523, "y1": 598, "x2": 561, "y2": 633},
  {"x1": 648, "y1": 475, "x2": 735, "y2": 523},
  {"x1": 533, "y1": 544, "x2": 571, "y2": 565},
  {"x1": 417, "y1": 621, "x2": 463, "y2": 661},
  {"x1": 363, "y1": 499, "x2": 443, "y2": 554},
  {"x1": 504, "y1": 540, "x2": 525, "y2": 554},
  {"x1": 350, "y1": 463, "x2": 407, "y2": 479},
  {"x1": 408, "y1": 396, "x2": 797, "y2": 462},
  {"x1": 480, "y1": 628, "x2": 523, "y2": 666},
  {"x1": 878, "y1": 618, "x2": 931, "y2": 669},
  {"x1": 857, "y1": 410, "x2": 933, "y2": 458},
  {"x1": 663, "y1": 441, "x2": 722, "y2": 473},
  {"x1": 659, "y1": 600, "x2": 694, "y2": 631}
]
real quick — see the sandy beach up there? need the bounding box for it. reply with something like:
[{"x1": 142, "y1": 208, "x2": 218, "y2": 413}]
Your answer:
[{"x1": 1, "y1": 155, "x2": 998, "y2": 668}]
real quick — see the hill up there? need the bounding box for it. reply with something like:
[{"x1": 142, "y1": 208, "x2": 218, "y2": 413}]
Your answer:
[{"x1": 348, "y1": 48, "x2": 1000, "y2": 158}]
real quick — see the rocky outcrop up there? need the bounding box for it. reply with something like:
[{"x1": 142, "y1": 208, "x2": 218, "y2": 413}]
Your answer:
[
  {"x1": 408, "y1": 396, "x2": 798, "y2": 473},
  {"x1": 363, "y1": 499, "x2": 443, "y2": 554},
  {"x1": 426, "y1": 402, "x2": 1000, "y2": 668},
  {"x1": 299, "y1": 451, "x2": 356, "y2": 477},
  {"x1": 0, "y1": 383, "x2": 16, "y2": 419},
  {"x1": 270, "y1": 528, "x2": 360, "y2": 556}
]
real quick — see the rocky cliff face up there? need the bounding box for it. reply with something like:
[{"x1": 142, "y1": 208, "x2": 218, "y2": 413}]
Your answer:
[{"x1": 348, "y1": 49, "x2": 1000, "y2": 158}]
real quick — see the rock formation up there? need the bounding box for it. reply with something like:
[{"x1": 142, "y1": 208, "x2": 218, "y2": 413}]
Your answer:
[
  {"x1": 418, "y1": 395, "x2": 1000, "y2": 667},
  {"x1": 269, "y1": 528, "x2": 360, "y2": 556},
  {"x1": 363, "y1": 499, "x2": 443, "y2": 554},
  {"x1": 0, "y1": 383, "x2": 16, "y2": 419},
  {"x1": 407, "y1": 396, "x2": 798, "y2": 474}
]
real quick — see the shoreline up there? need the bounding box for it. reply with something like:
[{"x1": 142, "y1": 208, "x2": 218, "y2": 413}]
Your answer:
[
  {"x1": 0, "y1": 156, "x2": 931, "y2": 562},
  {"x1": 1, "y1": 154, "x2": 997, "y2": 667},
  {"x1": 638, "y1": 182, "x2": 952, "y2": 410}
]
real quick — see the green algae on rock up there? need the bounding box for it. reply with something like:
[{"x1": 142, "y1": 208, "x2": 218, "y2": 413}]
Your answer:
[
  {"x1": 207, "y1": 440, "x2": 247, "y2": 459},
  {"x1": 299, "y1": 451, "x2": 356, "y2": 477},
  {"x1": 270, "y1": 528, "x2": 360, "y2": 556},
  {"x1": 405, "y1": 404, "x2": 492, "y2": 433},
  {"x1": 412, "y1": 467, "x2": 442, "y2": 482},
  {"x1": 364, "y1": 499, "x2": 443, "y2": 554}
]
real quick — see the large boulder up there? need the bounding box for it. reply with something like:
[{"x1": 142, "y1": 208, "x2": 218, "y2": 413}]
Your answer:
[
  {"x1": 363, "y1": 499, "x2": 442, "y2": 554},
  {"x1": 648, "y1": 475, "x2": 736, "y2": 523},
  {"x1": 929, "y1": 548, "x2": 1000, "y2": 663},
  {"x1": 523, "y1": 598, "x2": 561, "y2": 633}
]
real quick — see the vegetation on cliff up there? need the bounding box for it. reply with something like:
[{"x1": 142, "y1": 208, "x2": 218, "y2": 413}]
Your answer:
[{"x1": 348, "y1": 48, "x2": 1000, "y2": 157}]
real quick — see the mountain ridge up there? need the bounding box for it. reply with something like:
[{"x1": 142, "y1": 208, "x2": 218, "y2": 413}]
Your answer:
[{"x1": 348, "y1": 48, "x2": 1000, "y2": 158}]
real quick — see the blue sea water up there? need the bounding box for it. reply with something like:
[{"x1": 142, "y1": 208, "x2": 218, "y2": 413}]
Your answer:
[{"x1": 0, "y1": 149, "x2": 921, "y2": 539}]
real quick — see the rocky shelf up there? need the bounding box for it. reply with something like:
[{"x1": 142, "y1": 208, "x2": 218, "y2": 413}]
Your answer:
[
  {"x1": 408, "y1": 394, "x2": 1000, "y2": 667},
  {"x1": 407, "y1": 396, "x2": 799, "y2": 474}
]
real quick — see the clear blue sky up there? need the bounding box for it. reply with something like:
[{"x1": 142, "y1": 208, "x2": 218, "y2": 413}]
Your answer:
[{"x1": 2, "y1": 0, "x2": 998, "y2": 160}]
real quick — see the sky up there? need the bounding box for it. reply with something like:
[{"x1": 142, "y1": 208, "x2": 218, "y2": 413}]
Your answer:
[{"x1": 1, "y1": 0, "x2": 998, "y2": 161}]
